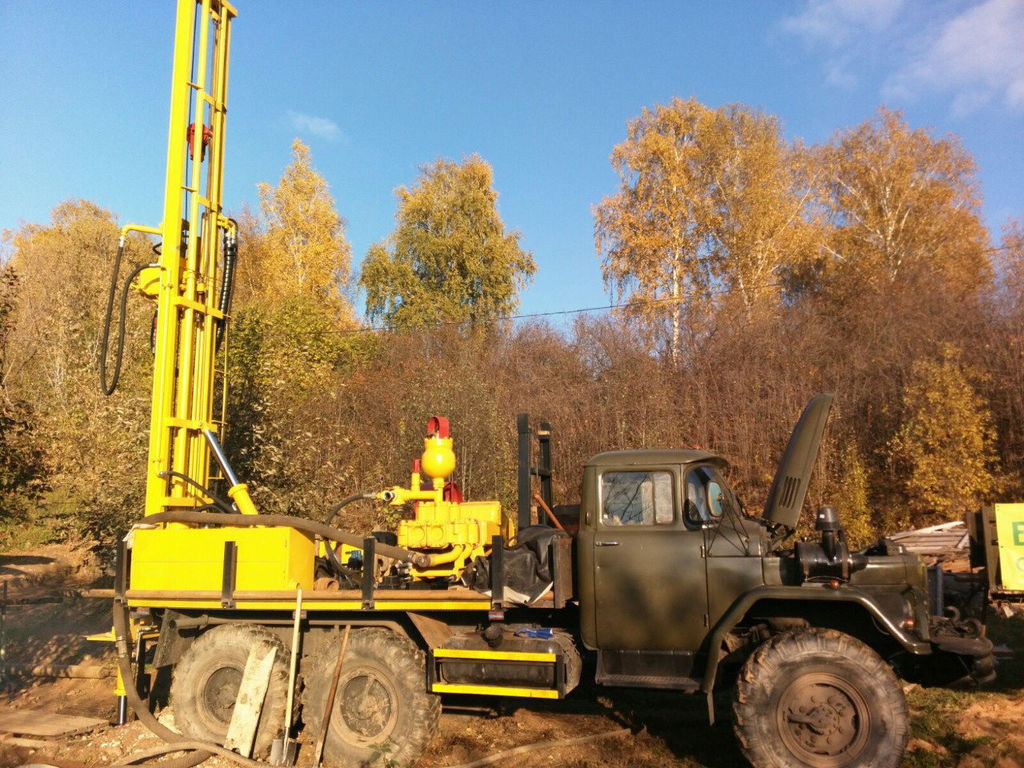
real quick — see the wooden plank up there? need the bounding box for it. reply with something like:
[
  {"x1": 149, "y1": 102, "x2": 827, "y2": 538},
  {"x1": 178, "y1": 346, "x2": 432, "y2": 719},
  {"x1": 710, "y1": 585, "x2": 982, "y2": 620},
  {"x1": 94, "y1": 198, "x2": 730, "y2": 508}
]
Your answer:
[
  {"x1": 223, "y1": 644, "x2": 277, "y2": 757},
  {"x1": 0, "y1": 709, "x2": 106, "y2": 737}
]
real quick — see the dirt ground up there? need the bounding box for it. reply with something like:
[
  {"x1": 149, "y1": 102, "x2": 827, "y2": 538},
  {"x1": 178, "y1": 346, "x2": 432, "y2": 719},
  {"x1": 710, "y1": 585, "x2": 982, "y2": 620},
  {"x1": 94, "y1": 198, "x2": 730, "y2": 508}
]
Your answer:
[{"x1": 1, "y1": 544, "x2": 1022, "y2": 768}]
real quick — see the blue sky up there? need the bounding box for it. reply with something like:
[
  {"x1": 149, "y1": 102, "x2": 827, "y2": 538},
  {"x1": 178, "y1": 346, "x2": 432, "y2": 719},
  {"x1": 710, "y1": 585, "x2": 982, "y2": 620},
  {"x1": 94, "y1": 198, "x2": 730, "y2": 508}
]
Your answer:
[{"x1": 1, "y1": 0, "x2": 1022, "y2": 323}]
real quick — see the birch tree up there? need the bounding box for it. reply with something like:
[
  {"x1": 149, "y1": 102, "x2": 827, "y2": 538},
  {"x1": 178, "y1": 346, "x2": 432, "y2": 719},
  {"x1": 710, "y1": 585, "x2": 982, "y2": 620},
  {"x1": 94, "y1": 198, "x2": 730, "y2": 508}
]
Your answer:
[
  {"x1": 594, "y1": 98, "x2": 810, "y2": 362},
  {"x1": 254, "y1": 139, "x2": 353, "y2": 321},
  {"x1": 813, "y1": 108, "x2": 989, "y2": 301}
]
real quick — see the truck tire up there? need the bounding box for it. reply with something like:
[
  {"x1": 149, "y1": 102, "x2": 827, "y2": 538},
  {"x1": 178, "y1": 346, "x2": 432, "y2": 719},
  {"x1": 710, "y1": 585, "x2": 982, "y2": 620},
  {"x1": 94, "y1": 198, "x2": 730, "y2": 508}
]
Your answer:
[
  {"x1": 302, "y1": 627, "x2": 440, "y2": 768},
  {"x1": 170, "y1": 623, "x2": 289, "y2": 758},
  {"x1": 733, "y1": 628, "x2": 908, "y2": 768}
]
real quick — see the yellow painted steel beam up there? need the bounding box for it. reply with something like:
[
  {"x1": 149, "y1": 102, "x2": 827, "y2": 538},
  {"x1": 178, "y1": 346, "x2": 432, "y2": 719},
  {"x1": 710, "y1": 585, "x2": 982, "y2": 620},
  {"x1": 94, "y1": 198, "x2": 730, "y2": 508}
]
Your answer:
[
  {"x1": 430, "y1": 683, "x2": 560, "y2": 699},
  {"x1": 433, "y1": 649, "x2": 557, "y2": 663},
  {"x1": 125, "y1": 597, "x2": 494, "y2": 611}
]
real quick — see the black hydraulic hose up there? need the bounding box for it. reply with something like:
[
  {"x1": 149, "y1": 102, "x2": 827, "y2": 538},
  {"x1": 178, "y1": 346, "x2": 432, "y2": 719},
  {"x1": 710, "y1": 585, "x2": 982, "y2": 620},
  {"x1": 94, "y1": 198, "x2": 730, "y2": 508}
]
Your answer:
[
  {"x1": 110, "y1": 741, "x2": 265, "y2": 767},
  {"x1": 324, "y1": 493, "x2": 376, "y2": 527},
  {"x1": 112, "y1": 595, "x2": 270, "y2": 768},
  {"x1": 142, "y1": 509, "x2": 431, "y2": 568},
  {"x1": 323, "y1": 495, "x2": 378, "y2": 582},
  {"x1": 99, "y1": 240, "x2": 152, "y2": 395},
  {"x1": 99, "y1": 239, "x2": 126, "y2": 394},
  {"x1": 158, "y1": 470, "x2": 234, "y2": 514},
  {"x1": 111, "y1": 596, "x2": 214, "y2": 768},
  {"x1": 215, "y1": 223, "x2": 237, "y2": 350}
]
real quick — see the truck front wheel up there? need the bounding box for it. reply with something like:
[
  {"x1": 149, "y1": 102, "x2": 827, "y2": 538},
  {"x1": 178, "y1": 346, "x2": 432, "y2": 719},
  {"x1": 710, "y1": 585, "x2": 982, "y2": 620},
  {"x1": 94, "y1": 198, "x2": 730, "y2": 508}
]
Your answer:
[
  {"x1": 733, "y1": 628, "x2": 909, "y2": 768},
  {"x1": 302, "y1": 628, "x2": 440, "y2": 768}
]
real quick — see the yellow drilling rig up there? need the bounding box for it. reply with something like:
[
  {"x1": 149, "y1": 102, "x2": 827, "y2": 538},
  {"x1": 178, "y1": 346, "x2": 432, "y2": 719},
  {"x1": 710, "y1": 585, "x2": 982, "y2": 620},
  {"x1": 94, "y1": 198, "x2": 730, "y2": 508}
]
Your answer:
[
  {"x1": 101, "y1": 3, "x2": 572, "y2": 765},
  {"x1": 99, "y1": 3, "x2": 995, "y2": 768}
]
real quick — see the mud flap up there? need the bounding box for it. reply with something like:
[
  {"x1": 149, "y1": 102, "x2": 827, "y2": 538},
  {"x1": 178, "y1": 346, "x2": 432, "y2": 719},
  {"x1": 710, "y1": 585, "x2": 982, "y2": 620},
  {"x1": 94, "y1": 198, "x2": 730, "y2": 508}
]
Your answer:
[{"x1": 931, "y1": 616, "x2": 996, "y2": 686}]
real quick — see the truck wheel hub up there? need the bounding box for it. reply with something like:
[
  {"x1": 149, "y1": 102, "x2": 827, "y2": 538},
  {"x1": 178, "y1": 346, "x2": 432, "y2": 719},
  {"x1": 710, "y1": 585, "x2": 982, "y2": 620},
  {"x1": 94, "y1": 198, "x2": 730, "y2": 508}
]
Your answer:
[
  {"x1": 778, "y1": 673, "x2": 869, "y2": 761},
  {"x1": 201, "y1": 666, "x2": 242, "y2": 727},
  {"x1": 336, "y1": 669, "x2": 398, "y2": 744}
]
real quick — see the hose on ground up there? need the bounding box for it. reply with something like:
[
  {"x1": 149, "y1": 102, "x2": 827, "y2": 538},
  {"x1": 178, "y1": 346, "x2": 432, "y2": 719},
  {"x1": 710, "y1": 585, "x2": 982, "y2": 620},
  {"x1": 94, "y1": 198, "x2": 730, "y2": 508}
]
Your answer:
[
  {"x1": 111, "y1": 595, "x2": 213, "y2": 768},
  {"x1": 141, "y1": 509, "x2": 431, "y2": 568},
  {"x1": 109, "y1": 741, "x2": 268, "y2": 768}
]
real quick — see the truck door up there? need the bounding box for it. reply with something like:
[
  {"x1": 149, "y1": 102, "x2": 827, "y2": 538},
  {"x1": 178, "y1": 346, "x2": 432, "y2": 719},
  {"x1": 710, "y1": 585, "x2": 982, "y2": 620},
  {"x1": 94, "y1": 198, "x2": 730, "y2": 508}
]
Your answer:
[{"x1": 591, "y1": 468, "x2": 709, "y2": 651}]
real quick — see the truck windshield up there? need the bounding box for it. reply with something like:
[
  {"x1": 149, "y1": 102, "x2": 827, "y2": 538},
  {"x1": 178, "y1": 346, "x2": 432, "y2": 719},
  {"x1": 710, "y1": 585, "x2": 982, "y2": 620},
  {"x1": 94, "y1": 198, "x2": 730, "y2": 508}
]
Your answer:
[{"x1": 685, "y1": 465, "x2": 738, "y2": 527}]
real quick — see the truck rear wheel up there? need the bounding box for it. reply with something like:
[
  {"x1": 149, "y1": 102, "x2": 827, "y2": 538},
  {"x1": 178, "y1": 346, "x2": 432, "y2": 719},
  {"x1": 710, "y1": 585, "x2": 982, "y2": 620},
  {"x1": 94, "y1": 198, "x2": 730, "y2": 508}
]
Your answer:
[
  {"x1": 170, "y1": 623, "x2": 290, "y2": 757},
  {"x1": 302, "y1": 627, "x2": 440, "y2": 768},
  {"x1": 733, "y1": 628, "x2": 908, "y2": 768}
]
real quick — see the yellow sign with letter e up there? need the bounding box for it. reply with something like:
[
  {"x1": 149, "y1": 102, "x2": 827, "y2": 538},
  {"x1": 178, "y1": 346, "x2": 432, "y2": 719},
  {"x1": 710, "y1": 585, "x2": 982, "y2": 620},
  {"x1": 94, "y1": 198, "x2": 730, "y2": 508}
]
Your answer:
[{"x1": 995, "y1": 503, "x2": 1024, "y2": 591}]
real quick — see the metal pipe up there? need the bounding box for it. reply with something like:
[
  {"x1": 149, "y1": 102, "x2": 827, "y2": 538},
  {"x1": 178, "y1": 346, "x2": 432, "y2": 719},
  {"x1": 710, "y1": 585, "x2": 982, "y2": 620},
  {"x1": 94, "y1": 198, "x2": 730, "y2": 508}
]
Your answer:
[
  {"x1": 425, "y1": 544, "x2": 472, "y2": 568},
  {"x1": 203, "y1": 428, "x2": 240, "y2": 487},
  {"x1": 533, "y1": 493, "x2": 567, "y2": 534}
]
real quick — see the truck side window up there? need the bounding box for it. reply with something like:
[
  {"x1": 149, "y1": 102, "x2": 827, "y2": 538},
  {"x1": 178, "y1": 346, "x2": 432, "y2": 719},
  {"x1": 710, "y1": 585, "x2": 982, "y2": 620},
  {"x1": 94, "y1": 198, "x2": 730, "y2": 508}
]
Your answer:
[
  {"x1": 601, "y1": 471, "x2": 674, "y2": 525},
  {"x1": 685, "y1": 466, "x2": 737, "y2": 527}
]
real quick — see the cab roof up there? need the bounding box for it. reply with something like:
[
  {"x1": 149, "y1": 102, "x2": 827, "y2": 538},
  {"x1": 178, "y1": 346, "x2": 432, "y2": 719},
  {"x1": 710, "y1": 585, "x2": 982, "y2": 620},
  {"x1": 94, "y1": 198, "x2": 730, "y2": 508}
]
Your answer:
[{"x1": 585, "y1": 449, "x2": 728, "y2": 468}]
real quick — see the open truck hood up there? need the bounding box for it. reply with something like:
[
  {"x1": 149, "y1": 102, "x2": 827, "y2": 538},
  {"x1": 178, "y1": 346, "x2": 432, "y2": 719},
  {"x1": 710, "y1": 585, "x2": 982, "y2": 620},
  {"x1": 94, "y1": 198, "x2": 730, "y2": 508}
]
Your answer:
[{"x1": 763, "y1": 393, "x2": 834, "y2": 531}]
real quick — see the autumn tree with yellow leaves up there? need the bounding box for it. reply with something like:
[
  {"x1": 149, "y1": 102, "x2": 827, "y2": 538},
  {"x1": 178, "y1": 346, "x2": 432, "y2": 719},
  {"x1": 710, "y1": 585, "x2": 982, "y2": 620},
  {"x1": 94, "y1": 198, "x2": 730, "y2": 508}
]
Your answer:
[
  {"x1": 0, "y1": 263, "x2": 48, "y2": 524},
  {"x1": 361, "y1": 155, "x2": 535, "y2": 329},
  {"x1": 3, "y1": 106, "x2": 1024, "y2": 549},
  {"x1": 889, "y1": 347, "x2": 999, "y2": 527},
  {"x1": 2, "y1": 200, "x2": 151, "y2": 540},
  {"x1": 240, "y1": 139, "x2": 353, "y2": 322},
  {"x1": 594, "y1": 98, "x2": 813, "y2": 362},
  {"x1": 225, "y1": 140, "x2": 357, "y2": 514},
  {"x1": 810, "y1": 108, "x2": 990, "y2": 304}
]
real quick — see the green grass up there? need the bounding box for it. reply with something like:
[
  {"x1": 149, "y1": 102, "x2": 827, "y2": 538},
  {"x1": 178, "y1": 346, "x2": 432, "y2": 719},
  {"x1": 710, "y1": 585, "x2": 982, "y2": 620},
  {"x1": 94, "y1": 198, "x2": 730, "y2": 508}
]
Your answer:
[
  {"x1": 0, "y1": 507, "x2": 62, "y2": 550},
  {"x1": 904, "y1": 687, "x2": 991, "y2": 768}
]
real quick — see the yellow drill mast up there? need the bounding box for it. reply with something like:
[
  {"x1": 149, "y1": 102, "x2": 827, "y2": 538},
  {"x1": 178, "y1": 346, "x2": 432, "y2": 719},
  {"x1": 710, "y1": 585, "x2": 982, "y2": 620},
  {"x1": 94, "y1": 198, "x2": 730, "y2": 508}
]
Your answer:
[{"x1": 142, "y1": 0, "x2": 238, "y2": 519}]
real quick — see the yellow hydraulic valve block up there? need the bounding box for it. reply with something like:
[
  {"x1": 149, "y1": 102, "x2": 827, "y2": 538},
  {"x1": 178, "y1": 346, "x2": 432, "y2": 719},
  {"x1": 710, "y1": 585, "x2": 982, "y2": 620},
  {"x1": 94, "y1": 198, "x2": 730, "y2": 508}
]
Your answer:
[
  {"x1": 378, "y1": 416, "x2": 506, "y2": 580},
  {"x1": 397, "y1": 500, "x2": 502, "y2": 579}
]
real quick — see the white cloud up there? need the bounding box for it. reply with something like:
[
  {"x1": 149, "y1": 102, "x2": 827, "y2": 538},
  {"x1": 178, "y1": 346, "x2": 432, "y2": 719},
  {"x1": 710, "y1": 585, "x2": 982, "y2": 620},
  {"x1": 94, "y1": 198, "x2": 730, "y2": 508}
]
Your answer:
[
  {"x1": 782, "y1": 0, "x2": 905, "y2": 47},
  {"x1": 824, "y1": 59, "x2": 858, "y2": 89},
  {"x1": 286, "y1": 110, "x2": 342, "y2": 141},
  {"x1": 885, "y1": 0, "x2": 1024, "y2": 114}
]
